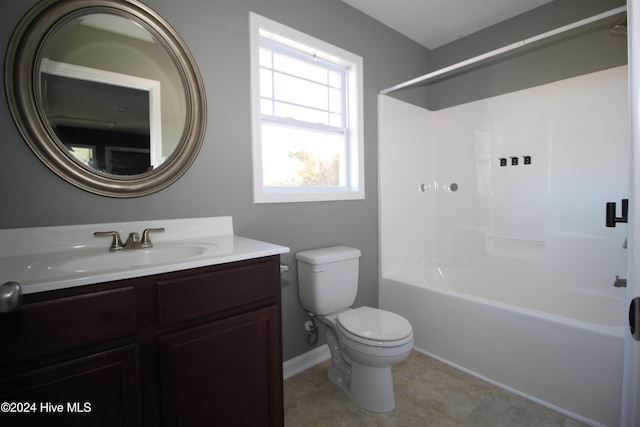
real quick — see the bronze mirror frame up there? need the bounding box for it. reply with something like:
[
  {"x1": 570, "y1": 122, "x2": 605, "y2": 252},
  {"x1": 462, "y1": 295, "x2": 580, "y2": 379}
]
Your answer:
[{"x1": 5, "y1": 0, "x2": 207, "y2": 197}]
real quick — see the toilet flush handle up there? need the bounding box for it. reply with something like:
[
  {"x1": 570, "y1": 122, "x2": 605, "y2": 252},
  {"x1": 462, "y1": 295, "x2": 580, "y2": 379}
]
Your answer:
[{"x1": 313, "y1": 267, "x2": 325, "y2": 273}]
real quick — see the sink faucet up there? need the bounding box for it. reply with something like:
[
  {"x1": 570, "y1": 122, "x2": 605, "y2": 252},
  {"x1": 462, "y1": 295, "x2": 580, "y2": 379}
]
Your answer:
[
  {"x1": 95, "y1": 227, "x2": 165, "y2": 251},
  {"x1": 614, "y1": 275, "x2": 627, "y2": 288},
  {"x1": 124, "y1": 228, "x2": 165, "y2": 249}
]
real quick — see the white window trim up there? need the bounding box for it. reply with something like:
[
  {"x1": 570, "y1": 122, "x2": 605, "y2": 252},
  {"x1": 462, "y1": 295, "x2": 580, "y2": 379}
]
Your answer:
[{"x1": 249, "y1": 12, "x2": 364, "y2": 203}]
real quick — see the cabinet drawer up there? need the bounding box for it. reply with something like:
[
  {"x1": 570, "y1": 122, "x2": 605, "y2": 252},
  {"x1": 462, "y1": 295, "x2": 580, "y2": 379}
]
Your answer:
[
  {"x1": 0, "y1": 287, "x2": 136, "y2": 366},
  {"x1": 157, "y1": 258, "x2": 279, "y2": 327}
]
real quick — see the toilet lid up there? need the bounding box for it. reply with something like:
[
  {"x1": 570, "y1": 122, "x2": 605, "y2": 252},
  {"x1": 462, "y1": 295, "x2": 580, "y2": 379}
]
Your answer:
[{"x1": 336, "y1": 307, "x2": 412, "y2": 346}]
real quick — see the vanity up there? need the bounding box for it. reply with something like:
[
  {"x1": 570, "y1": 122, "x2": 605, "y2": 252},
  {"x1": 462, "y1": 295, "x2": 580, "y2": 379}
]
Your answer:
[{"x1": 0, "y1": 217, "x2": 289, "y2": 426}]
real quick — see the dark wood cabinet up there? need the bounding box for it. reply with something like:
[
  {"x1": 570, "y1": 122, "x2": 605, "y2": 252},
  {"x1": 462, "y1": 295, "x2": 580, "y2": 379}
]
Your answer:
[
  {"x1": 0, "y1": 255, "x2": 283, "y2": 427},
  {"x1": 0, "y1": 345, "x2": 140, "y2": 427},
  {"x1": 159, "y1": 305, "x2": 282, "y2": 427}
]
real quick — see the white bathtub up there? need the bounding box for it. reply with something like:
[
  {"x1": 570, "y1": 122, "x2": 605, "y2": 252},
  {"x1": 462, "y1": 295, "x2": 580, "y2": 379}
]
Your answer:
[{"x1": 380, "y1": 265, "x2": 626, "y2": 427}]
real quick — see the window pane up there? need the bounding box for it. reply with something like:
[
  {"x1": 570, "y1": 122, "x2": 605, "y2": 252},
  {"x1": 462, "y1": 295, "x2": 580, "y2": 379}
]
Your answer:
[
  {"x1": 259, "y1": 68, "x2": 273, "y2": 99},
  {"x1": 273, "y1": 52, "x2": 328, "y2": 85},
  {"x1": 274, "y1": 101, "x2": 328, "y2": 125},
  {"x1": 261, "y1": 99, "x2": 273, "y2": 115},
  {"x1": 261, "y1": 123, "x2": 345, "y2": 187},
  {"x1": 329, "y1": 113, "x2": 342, "y2": 128},
  {"x1": 259, "y1": 47, "x2": 272, "y2": 68},
  {"x1": 69, "y1": 145, "x2": 95, "y2": 165},
  {"x1": 329, "y1": 88, "x2": 342, "y2": 114},
  {"x1": 328, "y1": 70, "x2": 342, "y2": 89},
  {"x1": 273, "y1": 73, "x2": 327, "y2": 111}
]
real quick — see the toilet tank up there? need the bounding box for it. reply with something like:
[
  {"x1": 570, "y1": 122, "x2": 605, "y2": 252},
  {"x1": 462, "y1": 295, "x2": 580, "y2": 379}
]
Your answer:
[{"x1": 296, "y1": 246, "x2": 361, "y2": 315}]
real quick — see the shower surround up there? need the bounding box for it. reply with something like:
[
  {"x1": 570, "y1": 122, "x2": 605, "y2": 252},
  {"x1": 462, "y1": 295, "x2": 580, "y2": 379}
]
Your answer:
[{"x1": 379, "y1": 66, "x2": 628, "y2": 427}]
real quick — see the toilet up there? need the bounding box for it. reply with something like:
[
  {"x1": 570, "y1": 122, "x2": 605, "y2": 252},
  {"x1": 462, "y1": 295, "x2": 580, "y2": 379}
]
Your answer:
[{"x1": 296, "y1": 246, "x2": 413, "y2": 412}]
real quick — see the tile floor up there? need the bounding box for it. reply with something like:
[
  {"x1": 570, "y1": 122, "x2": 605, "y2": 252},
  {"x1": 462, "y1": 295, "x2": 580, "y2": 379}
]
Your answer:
[{"x1": 284, "y1": 350, "x2": 588, "y2": 427}]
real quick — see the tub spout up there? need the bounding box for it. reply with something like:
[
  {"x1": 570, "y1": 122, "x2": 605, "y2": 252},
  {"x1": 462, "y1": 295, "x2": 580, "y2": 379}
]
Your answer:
[{"x1": 614, "y1": 275, "x2": 627, "y2": 288}]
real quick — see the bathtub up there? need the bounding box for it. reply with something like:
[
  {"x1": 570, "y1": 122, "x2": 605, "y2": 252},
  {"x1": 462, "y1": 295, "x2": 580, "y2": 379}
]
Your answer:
[{"x1": 380, "y1": 264, "x2": 626, "y2": 427}]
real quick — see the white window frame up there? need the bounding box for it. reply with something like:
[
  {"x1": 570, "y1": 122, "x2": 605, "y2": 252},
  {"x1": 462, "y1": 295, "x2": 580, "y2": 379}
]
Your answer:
[{"x1": 249, "y1": 12, "x2": 364, "y2": 203}]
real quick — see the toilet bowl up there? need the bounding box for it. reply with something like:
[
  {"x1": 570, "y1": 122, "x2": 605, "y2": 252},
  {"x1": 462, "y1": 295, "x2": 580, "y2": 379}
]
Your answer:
[
  {"x1": 317, "y1": 306, "x2": 413, "y2": 412},
  {"x1": 336, "y1": 307, "x2": 414, "y2": 367},
  {"x1": 296, "y1": 246, "x2": 414, "y2": 412}
]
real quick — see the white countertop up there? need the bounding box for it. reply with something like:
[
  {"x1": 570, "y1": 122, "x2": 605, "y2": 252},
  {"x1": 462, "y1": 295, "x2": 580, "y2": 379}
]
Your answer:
[{"x1": 0, "y1": 217, "x2": 289, "y2": 295}]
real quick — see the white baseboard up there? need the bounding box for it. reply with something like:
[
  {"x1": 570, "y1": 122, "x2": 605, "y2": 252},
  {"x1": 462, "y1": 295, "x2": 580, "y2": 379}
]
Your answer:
[{"x1": 282, "y1": 344, "x2": 330, "y2": 380}]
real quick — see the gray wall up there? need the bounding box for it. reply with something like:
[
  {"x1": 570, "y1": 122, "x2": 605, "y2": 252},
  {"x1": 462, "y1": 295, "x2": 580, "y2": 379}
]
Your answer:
[
  {"x1": 424, "y1": 0, "x2": 627, "y2": 109},
  {"x1": 1, "y1": 0, "x2": 429, "y2": 361}
]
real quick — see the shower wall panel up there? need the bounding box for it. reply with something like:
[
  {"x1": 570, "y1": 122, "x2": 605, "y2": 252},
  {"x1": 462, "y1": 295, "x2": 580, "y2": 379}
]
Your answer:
[
  {"x1": 378, "y1": 95, "x2": 434, "y2": 277},
  {"x1": 380, "y1": 65, "x2": 629, "y2": 288}
]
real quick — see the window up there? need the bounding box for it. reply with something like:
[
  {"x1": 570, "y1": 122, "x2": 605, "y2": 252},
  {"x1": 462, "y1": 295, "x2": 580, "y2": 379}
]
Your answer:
[{"x1": 250, "y1": 13, "x2": 364, "y2": 203}]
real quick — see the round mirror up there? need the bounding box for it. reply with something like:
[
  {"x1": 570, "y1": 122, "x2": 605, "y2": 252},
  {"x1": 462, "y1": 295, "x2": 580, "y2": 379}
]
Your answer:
[{"x1": 5, "y1": 0, "x2": 207, "y2": 197}]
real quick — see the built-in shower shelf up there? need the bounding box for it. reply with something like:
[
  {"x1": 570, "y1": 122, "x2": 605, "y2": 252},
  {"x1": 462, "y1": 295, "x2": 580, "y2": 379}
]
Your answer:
[{"x1": 487, "y1": 235, "x2": 545, "y2": 258}]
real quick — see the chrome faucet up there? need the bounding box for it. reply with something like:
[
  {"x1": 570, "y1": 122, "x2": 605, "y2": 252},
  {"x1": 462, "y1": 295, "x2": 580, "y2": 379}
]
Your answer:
[
  {"x1": 614, "y1": 275, "x2": 627, "y2": 288},
  {"x1": 95, "y1": 227, "x2": 165, "y2": 251}
]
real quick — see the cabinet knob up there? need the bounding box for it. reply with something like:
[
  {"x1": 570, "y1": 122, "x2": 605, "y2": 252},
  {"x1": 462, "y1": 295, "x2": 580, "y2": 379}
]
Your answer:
[{"x1": 0, "y1": 282, "x2": 22, "y2": 313}]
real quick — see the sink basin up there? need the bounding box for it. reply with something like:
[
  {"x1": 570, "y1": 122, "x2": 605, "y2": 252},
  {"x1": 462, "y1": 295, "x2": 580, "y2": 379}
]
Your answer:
[{"x1": 40, "y1": 244, "x2": 215, "y2": 273}]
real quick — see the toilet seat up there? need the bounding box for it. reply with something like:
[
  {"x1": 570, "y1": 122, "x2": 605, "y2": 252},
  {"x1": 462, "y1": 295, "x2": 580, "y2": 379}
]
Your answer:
[{"x1": 336, "y1": 306, "x2": 413, "y2": 347}]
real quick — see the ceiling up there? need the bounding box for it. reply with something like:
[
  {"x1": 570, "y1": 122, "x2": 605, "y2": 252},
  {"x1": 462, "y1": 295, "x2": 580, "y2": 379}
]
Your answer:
[{"x1": 340, "y1": 0, "x2": 554, "y2": 49}]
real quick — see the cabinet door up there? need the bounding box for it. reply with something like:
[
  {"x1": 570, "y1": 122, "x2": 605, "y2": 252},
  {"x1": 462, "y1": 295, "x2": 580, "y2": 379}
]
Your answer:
[
  {"x1": 0, "y1": 345, "x2": 140, "y2": 427},
  {"x1": 159, "y1": 305, "x2": 283, "y2": 427}
]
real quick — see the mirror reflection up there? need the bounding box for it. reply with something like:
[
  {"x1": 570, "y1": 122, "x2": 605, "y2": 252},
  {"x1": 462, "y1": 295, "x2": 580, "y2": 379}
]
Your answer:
[{"x1": 39, "y1": 13, "x2": 187, "y2": 176}]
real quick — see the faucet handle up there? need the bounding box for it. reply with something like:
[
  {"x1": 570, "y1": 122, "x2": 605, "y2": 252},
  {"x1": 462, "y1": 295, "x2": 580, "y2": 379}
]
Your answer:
[
  {"x1": 94, "y1": 231, "x2": 124, "y2": 252},
  {"x1": 141, "y1": 227, "x2": 165, "y2": 248}
]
